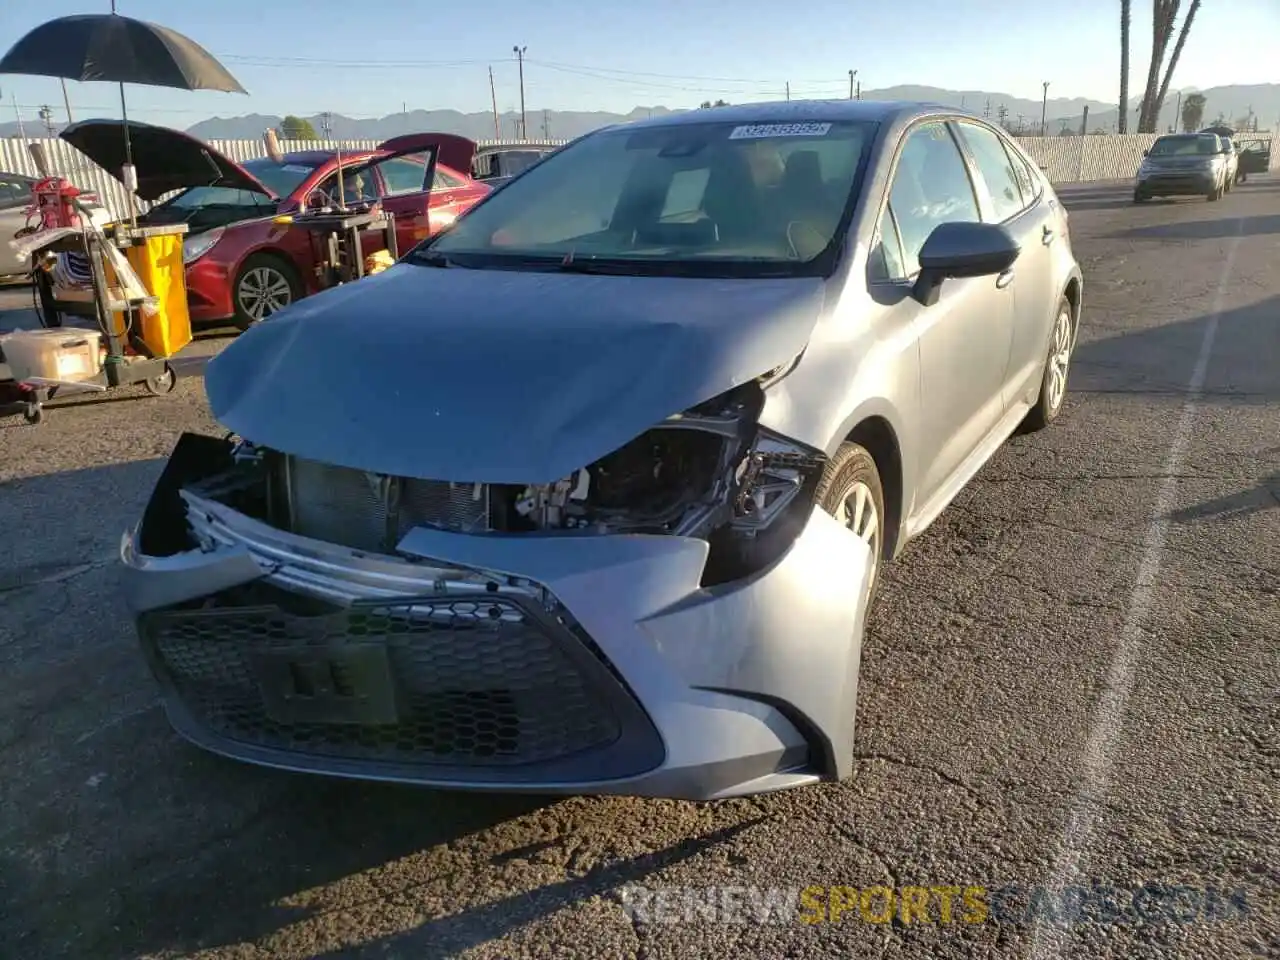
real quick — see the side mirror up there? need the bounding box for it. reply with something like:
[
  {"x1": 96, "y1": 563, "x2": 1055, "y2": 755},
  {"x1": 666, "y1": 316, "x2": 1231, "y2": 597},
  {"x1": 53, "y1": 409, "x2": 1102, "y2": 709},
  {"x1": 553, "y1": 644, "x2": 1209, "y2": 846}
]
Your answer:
[
  {"x1": 1142, "y1": 149, "x2": 1150, "y2": 157},
  {"x1": 913, "y1": 222, "x2": 1021, "y2": 307}
]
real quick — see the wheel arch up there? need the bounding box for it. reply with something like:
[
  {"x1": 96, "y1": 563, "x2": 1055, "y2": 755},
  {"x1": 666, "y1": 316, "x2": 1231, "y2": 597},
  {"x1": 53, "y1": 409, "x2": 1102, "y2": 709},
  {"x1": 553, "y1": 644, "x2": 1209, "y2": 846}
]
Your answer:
[
  {"x1": 1062, "y1": 270, "x2": 1084, "y2": 345},
  {"x1": 843, "y1": 414, "x2": 905, "y2": 560}
]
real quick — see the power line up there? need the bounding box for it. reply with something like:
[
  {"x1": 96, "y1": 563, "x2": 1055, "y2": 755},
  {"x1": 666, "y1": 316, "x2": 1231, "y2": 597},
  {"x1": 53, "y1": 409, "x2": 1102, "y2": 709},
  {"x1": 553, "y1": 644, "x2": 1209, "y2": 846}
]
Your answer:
[{"x1": 216, "y1": 50, "x2": 852, "y2": 89}]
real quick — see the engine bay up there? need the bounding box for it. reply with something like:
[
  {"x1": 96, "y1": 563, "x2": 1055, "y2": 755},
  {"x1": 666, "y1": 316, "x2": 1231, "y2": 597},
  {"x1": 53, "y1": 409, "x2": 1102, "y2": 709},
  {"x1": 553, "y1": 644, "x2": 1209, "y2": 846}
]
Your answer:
[{"x1": 179, "y1": 382, "x2": 828, "y2": 584}]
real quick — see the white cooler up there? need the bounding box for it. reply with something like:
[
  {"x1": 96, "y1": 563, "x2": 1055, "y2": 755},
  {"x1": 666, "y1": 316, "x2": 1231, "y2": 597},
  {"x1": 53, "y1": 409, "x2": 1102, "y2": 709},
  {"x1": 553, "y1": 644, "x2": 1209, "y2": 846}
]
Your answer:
[{"x1": 0, "y1": 328, "x2": 104, "y2": 383}]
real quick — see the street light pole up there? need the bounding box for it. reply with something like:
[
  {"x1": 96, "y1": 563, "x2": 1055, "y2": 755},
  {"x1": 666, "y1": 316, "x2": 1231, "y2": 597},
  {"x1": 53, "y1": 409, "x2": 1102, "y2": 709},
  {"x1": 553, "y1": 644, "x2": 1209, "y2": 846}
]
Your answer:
[
  {"x1": 1041, "y1": 81, "x2": 1050, "y2": 137},
  {"x1": 513, "y1": 45, "x2": 527, "y2": 140},
  {"x1": 848, "y1": 70, "x2": 857, "y2": 100}
]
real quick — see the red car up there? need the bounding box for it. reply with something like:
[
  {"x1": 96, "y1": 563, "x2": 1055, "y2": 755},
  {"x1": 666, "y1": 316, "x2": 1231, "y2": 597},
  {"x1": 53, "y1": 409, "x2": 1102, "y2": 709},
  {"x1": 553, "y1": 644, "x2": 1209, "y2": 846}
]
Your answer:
[{"x1": 60, "y1": 120, "x2": 490, "y2": 329}]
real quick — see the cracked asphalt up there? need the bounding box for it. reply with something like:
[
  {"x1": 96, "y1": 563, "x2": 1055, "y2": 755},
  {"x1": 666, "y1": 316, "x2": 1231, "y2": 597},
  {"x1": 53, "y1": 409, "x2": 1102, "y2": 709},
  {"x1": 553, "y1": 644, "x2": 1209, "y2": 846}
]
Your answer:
[{"x1": 1, "y1": 178, "x2": 1277, "y2": 960}]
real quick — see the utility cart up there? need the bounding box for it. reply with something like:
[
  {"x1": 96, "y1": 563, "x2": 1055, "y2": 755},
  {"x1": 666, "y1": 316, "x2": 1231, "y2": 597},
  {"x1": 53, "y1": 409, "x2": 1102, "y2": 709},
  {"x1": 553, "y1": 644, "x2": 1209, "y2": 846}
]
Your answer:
[
  {"x1": 291, "y1": 207, "x2": 398, "y2": 289},
  {"x1": 2, "y1": 220, "x2": 190, "y2": 424}
]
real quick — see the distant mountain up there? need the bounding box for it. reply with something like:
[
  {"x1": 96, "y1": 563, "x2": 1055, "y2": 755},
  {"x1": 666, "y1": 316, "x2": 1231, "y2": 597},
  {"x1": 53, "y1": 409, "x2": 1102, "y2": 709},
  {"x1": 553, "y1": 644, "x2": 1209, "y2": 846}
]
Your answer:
[
  {"x1": 184, "y1": 107, "x2": 681, "y2": 143},
  {"x1": 1046, "y1": 84, "x2": 1280, "y2": 135},
  {"x1": 3, "y1": 84, "x2": 1276, "y2": 143}
]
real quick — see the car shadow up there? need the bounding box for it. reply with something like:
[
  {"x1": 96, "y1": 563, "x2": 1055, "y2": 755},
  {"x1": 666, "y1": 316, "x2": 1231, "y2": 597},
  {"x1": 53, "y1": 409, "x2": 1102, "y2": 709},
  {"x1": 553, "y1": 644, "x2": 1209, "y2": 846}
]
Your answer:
[
  {"x1": 1167, "y1": 471, "x2": 1280, "y2": 522},
  {"x1": 1071, "y1": 293, "x2": 1280, "y2": 522},
  {"x1": 1110, "y1": 213, "x2": 1280, "y2": 241},
  {"x1": 1071, "y1": 293, "x2": 1280, "y2": 403},
  {"x1": 309, "y1": 818, "x2": 763, "y2": 959}
]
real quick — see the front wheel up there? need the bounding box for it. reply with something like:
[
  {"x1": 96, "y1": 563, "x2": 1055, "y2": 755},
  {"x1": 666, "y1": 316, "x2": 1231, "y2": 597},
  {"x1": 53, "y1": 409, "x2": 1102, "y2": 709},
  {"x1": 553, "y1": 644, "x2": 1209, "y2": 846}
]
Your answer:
[
  {"x1": 815, "y1": 443, "x2": 887, "y2": 610},
  {"x1": 1023, "y1": 295, "x2": 1074, "y2": 433},
  {"x1": 232, "y1": 254, "x2": 302, "y2": 332}
]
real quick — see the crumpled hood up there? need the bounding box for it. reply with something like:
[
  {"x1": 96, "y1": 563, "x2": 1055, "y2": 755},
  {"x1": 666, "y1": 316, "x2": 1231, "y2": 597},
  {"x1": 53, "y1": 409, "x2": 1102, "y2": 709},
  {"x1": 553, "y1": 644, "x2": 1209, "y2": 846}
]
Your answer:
[{"x1": 205, "y1": 263, "x2": 827, "y2": 483}]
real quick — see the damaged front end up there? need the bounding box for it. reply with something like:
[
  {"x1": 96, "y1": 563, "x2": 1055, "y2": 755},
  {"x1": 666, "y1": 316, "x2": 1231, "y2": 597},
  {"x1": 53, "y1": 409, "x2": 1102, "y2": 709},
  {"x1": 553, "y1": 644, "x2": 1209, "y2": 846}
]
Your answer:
[{"x1": 123, "y1": 378, "x2": 873, "y2": 799}]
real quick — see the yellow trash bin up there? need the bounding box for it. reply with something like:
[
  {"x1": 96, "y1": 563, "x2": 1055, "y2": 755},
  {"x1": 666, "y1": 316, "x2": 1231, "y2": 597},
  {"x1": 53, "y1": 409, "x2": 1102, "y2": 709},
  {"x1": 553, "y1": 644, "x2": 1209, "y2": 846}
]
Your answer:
[{"x1": 107, "y1": 226, "x2": 193, "y2": 358}]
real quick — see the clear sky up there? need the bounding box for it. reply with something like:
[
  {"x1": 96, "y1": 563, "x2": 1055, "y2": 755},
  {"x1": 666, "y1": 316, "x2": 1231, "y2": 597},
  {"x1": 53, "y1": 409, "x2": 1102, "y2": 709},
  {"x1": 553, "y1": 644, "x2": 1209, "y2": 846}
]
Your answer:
[{"x1": 2, "y1": 0, "x2": 1277, "y2": 126}]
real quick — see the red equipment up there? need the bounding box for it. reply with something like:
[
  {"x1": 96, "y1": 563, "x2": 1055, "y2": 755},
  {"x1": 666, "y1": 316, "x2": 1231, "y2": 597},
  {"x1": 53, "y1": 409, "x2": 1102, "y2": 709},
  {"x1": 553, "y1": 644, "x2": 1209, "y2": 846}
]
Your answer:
[{"x1": 30, "y1": 177, "x2": 88, "y2": 230}]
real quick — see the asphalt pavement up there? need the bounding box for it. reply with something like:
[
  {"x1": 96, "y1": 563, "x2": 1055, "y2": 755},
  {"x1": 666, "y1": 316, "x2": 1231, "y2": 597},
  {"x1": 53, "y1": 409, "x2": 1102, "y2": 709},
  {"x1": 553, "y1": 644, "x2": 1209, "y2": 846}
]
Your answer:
[{"x1": 1, "y1": 179, "x2": 1276, "y2": 960}]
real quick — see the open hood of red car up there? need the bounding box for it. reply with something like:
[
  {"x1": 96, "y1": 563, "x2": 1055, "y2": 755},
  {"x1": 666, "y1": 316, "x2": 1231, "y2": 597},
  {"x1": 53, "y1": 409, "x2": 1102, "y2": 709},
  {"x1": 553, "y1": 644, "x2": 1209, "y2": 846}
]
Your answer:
[
  {"x1": 376, "y1": 133, "x2": 477, "y2": 176},
  {"x1": 60, "y1": 119, "x2": 277, "y2": 201}
]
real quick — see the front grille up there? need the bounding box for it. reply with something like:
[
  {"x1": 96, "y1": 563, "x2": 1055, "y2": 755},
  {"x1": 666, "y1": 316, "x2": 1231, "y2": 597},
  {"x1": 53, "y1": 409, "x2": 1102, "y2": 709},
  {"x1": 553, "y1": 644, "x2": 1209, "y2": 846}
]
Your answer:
[
  {"x1": 285, "y1": 456, "x2": 490, "y2": 551},
  {"x1": 139, "y1": 590, "x2": 631, "y2": 770}
]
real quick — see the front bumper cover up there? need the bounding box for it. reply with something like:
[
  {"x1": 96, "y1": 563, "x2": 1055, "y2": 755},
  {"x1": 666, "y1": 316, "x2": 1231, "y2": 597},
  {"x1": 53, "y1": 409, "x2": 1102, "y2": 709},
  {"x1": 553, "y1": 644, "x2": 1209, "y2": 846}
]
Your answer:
[{"x1": 121, "y1": 473, "x2": 872, "y2": 801}]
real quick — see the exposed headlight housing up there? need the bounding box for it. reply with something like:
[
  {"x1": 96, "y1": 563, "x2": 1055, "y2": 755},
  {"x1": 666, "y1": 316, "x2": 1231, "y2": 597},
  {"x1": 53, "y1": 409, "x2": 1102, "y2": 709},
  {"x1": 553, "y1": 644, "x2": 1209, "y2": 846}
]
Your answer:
[{"x1": 183, "y1": 227, "x2": 225, "y2": 264}]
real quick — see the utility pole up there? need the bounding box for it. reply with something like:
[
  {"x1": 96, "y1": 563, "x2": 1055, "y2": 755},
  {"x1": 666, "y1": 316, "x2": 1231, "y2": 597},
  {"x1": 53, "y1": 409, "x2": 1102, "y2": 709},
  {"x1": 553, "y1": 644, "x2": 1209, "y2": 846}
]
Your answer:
[
  {"x1": 848, "y1": 70, "x2": 856, "y2": 100},
  {"x1": 9, "y1": 91, "x2": 26, "y2": 140},
  {"x1": 37, "y1": 104, "x2": 55, "y2": 136},
  {"x1": 1080, "y1": 104, "x2": 1090, "y2": 136},
  {"x1": 1040, "y1": 81, "x2": 1049, "y2": 137},
  {"x1": 60, "y1": 79, "x2": 74, "y2": 123},
  {"x1": 513, "y1": 45, "x2": 527, "y2": 140},
  {"x1": 542, "y1": 109, "x2": 550, "y2": 139},
  {"x1": 489, "y1": 66, "x2": 500, "y2": 139},
  {"x1": 856, "y1": 80, "x2": 861, "y2": 100},
  {"x1": 1174, "y1": 90, "x2": 1182, "y2": 131},
  {"x1": 785, "y1": 81, "x2": 790, "y2": 101},
  {"x1": 984, "y1": 98, "x2": 991, "y2": 119}
]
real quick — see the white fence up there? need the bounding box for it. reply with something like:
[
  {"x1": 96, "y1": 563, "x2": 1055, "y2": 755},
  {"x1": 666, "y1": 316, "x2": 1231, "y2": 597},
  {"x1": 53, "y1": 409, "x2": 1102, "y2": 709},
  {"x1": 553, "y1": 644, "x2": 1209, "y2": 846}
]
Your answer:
[
  {"x1": 0, "y1": 137, "x2": 566, "y2": 221},
  {"x1": 2, "y1": 132, "x2": 1275, "y2": 222},
  {"x1": 1017, "y1": 132, "x2": 1276, "y2": 183}
]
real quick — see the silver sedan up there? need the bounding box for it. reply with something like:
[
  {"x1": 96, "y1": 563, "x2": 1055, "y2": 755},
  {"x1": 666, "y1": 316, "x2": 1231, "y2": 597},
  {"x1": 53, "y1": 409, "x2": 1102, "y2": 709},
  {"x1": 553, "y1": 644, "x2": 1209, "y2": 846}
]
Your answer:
[
  {"x1": 0, "y1": 171, "x2": 35, "y2": 279},
  {"x1": 121, "y1": 101, "x2": 1083, "y2": 800}
]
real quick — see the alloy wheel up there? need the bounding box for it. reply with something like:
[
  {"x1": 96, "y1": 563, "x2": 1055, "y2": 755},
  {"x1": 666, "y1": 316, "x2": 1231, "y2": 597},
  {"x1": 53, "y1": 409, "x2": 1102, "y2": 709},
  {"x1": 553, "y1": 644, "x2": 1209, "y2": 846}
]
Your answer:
[
  {"x1": 834, "y1": 480, "x2": 881, "y2": 593},
  {"x1": 1047, "y1": 303, "x2": 1073, "y2": 414},
  {"x1": 237, "y1": 266, "x2": 294, "y2": 321}
]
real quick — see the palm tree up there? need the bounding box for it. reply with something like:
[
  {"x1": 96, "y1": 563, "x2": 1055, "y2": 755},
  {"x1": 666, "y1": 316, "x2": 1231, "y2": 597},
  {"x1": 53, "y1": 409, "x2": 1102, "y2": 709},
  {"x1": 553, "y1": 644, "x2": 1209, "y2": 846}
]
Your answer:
[
  {"x1": 1119, "y1": 0, "x2": 1131, "y2": 134},
  {"x1": 1150, "y1": 0, "x2": 1201, "y2": 129},
  {"x1": 1138, "y1": 0, "x2": 1202, "y2": 132},
  {"x1": 1181, "y1": 92, "x2": 1207, "y2": 132}
]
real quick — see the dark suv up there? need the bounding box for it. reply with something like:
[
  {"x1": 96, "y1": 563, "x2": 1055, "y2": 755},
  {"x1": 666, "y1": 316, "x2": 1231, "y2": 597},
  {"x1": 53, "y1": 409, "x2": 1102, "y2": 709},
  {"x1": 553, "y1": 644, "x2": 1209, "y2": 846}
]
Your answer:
[{"x1": 1134, "y1": 133, "x2": 1230, "y2": 203}]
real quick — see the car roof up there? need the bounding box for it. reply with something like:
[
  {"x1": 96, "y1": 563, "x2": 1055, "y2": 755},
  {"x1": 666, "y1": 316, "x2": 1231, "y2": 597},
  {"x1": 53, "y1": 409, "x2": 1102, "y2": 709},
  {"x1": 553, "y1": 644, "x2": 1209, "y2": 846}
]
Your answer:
[{"x1": 613, "y1": 99, "x2": 963, "y2": 133}]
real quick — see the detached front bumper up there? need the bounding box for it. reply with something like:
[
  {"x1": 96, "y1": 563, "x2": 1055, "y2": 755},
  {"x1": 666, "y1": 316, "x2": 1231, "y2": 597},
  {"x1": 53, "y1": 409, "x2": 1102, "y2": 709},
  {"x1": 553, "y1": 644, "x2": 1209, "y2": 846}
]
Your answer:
[{"x1": 121, "y1": 475, "x2": 872, "y2": 801}]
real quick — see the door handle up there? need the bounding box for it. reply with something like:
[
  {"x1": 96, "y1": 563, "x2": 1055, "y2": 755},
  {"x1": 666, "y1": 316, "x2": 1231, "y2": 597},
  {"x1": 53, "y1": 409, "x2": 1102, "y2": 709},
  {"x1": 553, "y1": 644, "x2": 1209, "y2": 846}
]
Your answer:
[
  {"x1": 1042, "y1": 225, "x2": 1056, "y2": 245},
  {"x1": 995, "y1": 270, "x2": 1015, "y2": 289}
]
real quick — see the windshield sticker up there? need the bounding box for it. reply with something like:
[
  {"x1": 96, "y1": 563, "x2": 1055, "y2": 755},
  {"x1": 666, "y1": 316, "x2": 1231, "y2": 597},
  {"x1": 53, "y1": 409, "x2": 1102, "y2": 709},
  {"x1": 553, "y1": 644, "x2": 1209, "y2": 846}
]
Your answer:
[
  {"x1": 729, "y1": 122, "x2": 832, "y2": 140},
  {"x1": 281, "y1": 164, "x2": 312, "y2": 173}
]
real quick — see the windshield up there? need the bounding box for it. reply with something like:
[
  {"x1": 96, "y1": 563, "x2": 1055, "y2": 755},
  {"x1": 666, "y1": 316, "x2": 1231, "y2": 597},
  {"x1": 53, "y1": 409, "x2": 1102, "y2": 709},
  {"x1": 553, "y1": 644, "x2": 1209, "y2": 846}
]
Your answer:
[
  {"x1": 424, "y1": 119, "x2": 876, "y2": 276},
  {"x1": 1149, "y1": 136, "x2": 1219, "y2": 157},
  {"x1": 162, "y1": 158, "x2": 320, "y2": 211}
]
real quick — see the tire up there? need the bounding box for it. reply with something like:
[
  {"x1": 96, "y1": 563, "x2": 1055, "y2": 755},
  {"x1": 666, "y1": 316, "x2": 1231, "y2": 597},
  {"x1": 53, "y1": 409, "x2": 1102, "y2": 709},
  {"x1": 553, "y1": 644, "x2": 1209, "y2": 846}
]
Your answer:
[
  {"x1": 1133, "y1": 189, "x2": 1147, "y2": 204},
  {"x1": 1023, "y1": 295, "x2": 1075, "y2": 433},
  {"x1": 814, "y1": 443, "x2": 888, "y2": 610},
  {"x1": 232, "y1": 253, "x2": 302, "y2": 332},
  {"x1": 143, "y1": 363, "x2": 177, "y2": 396},
  {"x1": 23, "y1": 402, "x2": 43, "y2": 425},
  {"x1": 1207, "y1": 183, "x2": 1221, "y2": 202}
]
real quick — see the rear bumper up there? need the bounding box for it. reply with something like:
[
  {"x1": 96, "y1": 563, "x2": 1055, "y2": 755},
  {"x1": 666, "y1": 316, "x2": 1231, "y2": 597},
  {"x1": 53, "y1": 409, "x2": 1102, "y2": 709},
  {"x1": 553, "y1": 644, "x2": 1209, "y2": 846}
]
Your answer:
[{"x1": 121, "y1": 480, "x2": 872, "y2": 800}]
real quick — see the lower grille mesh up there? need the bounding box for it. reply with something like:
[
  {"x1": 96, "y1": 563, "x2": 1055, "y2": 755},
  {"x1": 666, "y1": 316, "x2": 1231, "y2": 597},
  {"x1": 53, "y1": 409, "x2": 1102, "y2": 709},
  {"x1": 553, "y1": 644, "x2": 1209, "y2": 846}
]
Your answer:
[{"x1": 141, "y1": 594, "x2": 623, "y2": 767}]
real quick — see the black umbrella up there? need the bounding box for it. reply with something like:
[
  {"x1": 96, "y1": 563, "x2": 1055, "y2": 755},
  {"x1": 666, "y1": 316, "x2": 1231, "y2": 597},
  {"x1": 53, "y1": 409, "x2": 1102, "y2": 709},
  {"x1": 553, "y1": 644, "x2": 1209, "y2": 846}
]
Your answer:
[{"x1": 0, "y1": 7, "x2": 247, "y2": 222}]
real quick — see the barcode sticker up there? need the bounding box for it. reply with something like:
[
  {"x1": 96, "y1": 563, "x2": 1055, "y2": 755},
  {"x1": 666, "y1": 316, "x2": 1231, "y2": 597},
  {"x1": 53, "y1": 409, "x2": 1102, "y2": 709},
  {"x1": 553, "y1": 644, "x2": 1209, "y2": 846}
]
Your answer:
[{"x1": 729, "y1": 123, "x2": 832, "y2": 140}]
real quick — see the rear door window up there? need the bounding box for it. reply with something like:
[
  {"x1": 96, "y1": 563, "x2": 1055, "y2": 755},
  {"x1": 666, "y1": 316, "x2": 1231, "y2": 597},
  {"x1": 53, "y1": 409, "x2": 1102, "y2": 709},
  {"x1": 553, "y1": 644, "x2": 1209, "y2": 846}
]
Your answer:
[{"x1": 955, "y1": 121, "x2": 1027, "y2": 222}]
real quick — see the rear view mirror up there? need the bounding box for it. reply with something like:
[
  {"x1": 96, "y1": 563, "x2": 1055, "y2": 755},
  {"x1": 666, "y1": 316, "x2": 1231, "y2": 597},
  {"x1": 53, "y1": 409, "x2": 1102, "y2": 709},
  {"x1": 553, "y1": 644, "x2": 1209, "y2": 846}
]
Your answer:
[{"x1": 913, "y1": 222, "x2": 1021, "y2": 307}]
